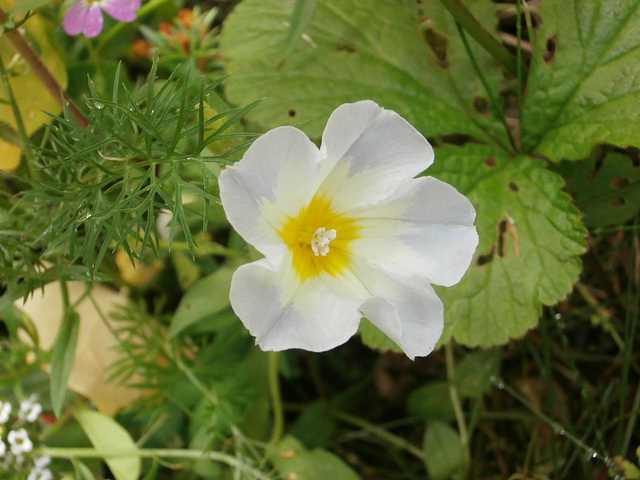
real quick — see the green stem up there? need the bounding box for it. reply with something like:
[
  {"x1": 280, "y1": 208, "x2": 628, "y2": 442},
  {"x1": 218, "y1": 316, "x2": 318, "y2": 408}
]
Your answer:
[
  {"x1": 616, "y1": 215, "x2": 639, "y2": 455},
  {"x1": 515, "y1": 0, "x2": 524, "y2": 114},
  {"x1": 159, "y1": 239, "x2": 244, "y2": 257},
  {"x1": 35, "y1": 448, "x2": 272, "y2": 480},
  {"x1": 332, "y1": 410, "x2": 424, "y2": 460},
  {"x1": 496, "y1": 378, "x2": 607, "y2": 460},
  {"x1": 168, "y1": 346, "x2": 219, "y2": 407},
  {"x1": 59, "y1": 279, "x2": 70, "y2": 311},
  {"x1": 268, "y1": 352, "x2": 284, "y2": 445},
  {"x1": 96, "y1": 0, "x2": 175, "y2": 53},
  {"x1": 438, "y1": 0, "x2": 521, "y2": 76},
  {"x1": 445, "y1": 342, "x2": 469, "y2": 473},
  {"x1": 456, "y1": 22, "x2": 516, "y2": 152}
]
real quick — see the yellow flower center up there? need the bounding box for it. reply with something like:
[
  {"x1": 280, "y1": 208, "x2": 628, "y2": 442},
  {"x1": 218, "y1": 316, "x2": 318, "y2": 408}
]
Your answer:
[{"x1": 278, "y1": 195, "x2": 361, "y2": 281}]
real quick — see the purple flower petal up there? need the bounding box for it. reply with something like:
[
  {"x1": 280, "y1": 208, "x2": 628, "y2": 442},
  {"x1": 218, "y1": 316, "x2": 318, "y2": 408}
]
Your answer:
[
  {"x1": 63, "y1": 1, "x2": 104, "y2": 37},
  {"x1": 63, "y1": 1, "x2": 89, "y2": 36},
  {"x1": 100, "y1": 0, "x2": 141, "y2": 23},
  {"x1": 82, "y1": 4, "x2": 105, "y2": 37}
]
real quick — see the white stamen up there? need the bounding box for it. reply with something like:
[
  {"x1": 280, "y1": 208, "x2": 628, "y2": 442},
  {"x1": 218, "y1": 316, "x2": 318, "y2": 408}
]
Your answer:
[{"x1": 311, "y1": 227, "x2": 337, "y2": 256}]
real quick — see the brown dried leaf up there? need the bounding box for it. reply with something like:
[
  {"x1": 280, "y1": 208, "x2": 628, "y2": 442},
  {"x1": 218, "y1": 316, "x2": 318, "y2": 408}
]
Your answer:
[{"x1": 17, "y1": 282, "x2": 144, "y2": 417}]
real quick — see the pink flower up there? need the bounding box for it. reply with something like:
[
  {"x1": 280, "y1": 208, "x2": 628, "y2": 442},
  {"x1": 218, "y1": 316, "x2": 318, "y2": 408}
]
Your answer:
[{"x1": 63, "y1": 0, "x2": 141, "y2": 38}]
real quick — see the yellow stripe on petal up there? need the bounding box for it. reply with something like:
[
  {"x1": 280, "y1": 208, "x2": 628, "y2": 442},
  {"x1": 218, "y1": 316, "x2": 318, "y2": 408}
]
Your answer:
[{"x1": 278, "y1": 195, "x2": 361, "y2": 281}]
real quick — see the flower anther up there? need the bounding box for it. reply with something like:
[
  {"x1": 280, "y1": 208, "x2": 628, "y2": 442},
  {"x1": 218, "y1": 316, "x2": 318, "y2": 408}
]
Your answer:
[
  {"x1": 311, "y1": 227, "x2": 337, "y2": 257},
  {"x1": 219, "y1": 100, "x2": 478, "y2": 359}
]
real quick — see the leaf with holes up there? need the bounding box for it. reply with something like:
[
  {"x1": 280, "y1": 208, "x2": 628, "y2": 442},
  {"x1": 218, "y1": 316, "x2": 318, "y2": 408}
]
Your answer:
[
  {"x1": 219, "y1": 0, "x2": 508, "y2": 145},
  {"x1": 428, "y1": 144, "x2": 587, "y2": 346},
  {"x1": 521, "y1": 0, "x2": 640, "y2": 160},
  {"x1": 555, "y1": 151, "x2": 640, "y2": 228}
]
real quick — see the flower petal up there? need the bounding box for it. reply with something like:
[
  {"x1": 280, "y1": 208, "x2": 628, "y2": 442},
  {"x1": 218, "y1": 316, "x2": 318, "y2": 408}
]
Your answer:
[
  {"x1": 351, "y1": 176, "x2": 479, "y2": 286},
  {"x1": 219, "y1": 126, "x2": 322, "y2": 258},
  {"x1": 101, "y1": 0, "x2": 141, "y2": 22},
  {"x1": 229, "y1": 257, "x2": 362, "y2": 352},
  {"x1": 320, "y1": 100, "x2": 383, "y2": 165},
  {"x1": 64, "y1": 2, "x2": 104, "y2": 38},
  {"x1": 355, "y1": 260, "x2": 444, "y2": 360},
  {"x1": 63, "y1": 2, "x2": 90, "y2": 35},
  {"x1": 317, "y1": 100, "x2": 434, "y2": 211}
]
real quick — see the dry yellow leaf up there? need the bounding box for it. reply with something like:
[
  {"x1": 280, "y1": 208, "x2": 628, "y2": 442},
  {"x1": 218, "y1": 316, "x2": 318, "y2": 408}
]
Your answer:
[
  {"x1": 17, "y1": 282, "x2": 144, "y2": 417},
  {"x1": 115, "y1": 248, "x2": 163, "y2": 287},
  {"x1": 0, "y1": 140, "x2": 21, "y2": 172},
  {"x1": 0, "y1": 1, "x2": 69, "y2": 170}
]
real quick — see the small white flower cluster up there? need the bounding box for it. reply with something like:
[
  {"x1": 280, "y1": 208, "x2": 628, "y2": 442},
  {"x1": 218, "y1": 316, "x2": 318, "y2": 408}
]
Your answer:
[{"x1": 0, "y1": 396, "x2": 53, "y2": 479}]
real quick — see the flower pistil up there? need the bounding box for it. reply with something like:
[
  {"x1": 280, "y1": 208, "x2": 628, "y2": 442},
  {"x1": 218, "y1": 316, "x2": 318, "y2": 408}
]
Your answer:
[{"x1": 277, "y1": 195, "x2": 361, "y2": 281}]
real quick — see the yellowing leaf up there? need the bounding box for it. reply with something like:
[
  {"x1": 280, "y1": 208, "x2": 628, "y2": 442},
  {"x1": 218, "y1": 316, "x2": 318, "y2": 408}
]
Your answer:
[
  {"x1": 0, "y1": 6, "x2": 68, "y2": 133},
  {"x1": 115, "y1": 248, "x2": 163, "y2": 287},
  {"x1": 0, "y1": 140, "x2": 21, "y2": 172},
  {"x1": 0, "y1": 2, "x2": 68, "y2": 169},
  {"x1": 17, "y1": 281, "x2": 143, "y2": 417},
  {"x1": 75, "y1": 408, "x2": 141, "y2": 480}
]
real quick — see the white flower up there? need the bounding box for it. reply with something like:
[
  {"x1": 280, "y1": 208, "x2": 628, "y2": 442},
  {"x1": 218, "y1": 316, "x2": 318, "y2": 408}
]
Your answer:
[
  {"x1": 219, "y1": 100, "x2": 478, "y2": 359},
  {"x1": 28, "y1": 467, "x2": 53, "y2": 480},
  {"x1": 0, "y1": 401, "x2": 11, "y2": 424},
  {"x1": 0, "y1": 439, "x2": 5, "y2": 456},
  {"x1": 8, "y1": 428, "x2": 33, "y2": 455},
  {"x1": 33, "y1": 456, "x2": 51, "y2": 469},
  {"x1": 19, "y1": 396, "x2": 42, "y2": 422}
]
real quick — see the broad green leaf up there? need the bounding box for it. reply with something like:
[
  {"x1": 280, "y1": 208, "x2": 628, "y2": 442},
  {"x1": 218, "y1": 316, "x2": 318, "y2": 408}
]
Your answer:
[
  {"x1": 269, "y1": 435, "x2": 359, "y2": 480},
  {"x1": 522, "y1": 0, "x2": 640, "y2": 160},
  {"x1": 555, "y1": 152, "x2": 640, "y2": 228},
  {"x1": 423, "y1": 421, "x2": 465, "y2": 480},
  {"x1": 430, "y1": 145, "x2": 587, "y2": 346},
  {"x1": 220, "y1": 0, "x2": 508, "y2": 145},
  {"x1": 50, "y1": 309, "x2": 80, "y2": 417},
  {"x1": 453, "y1": 349, "x2": 501, "y2": 398},
  {"x1": 168, "y1": 265, "x2": 235, "y2": 338},
  {"x1": 7, "y1": 0, "x2": 53, "y2": 16},
  {"x1": 75, "y1": 409, "x2": 141, "y2": 480},
  {"x1": 283, "y1": 0, "x2": 319, "y2": 56},
  {"x1": 407, "y1": 381, "x2": 455, "y2": 421},
  {"x1": 358, "y1": 318, "x2": 402, "y2": 354}
]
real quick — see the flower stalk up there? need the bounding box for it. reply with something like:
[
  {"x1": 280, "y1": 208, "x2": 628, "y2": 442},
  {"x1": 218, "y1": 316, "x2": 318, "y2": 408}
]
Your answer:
[
  {"x1": 445, "y1": 342, "x2": 470, "y2": 472},
  {"x1": 438, "y1": 0, "x2": 521, "y2": 76},
  {"x1": 36, "y1": 448, "x2": 273, "y2": 480},
  {"x1": 0, "y1": 6, "x2": 88, "y2": 128},
  {"x1": 268, "y1": 351, "x2": 284, "y2": 445}
]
